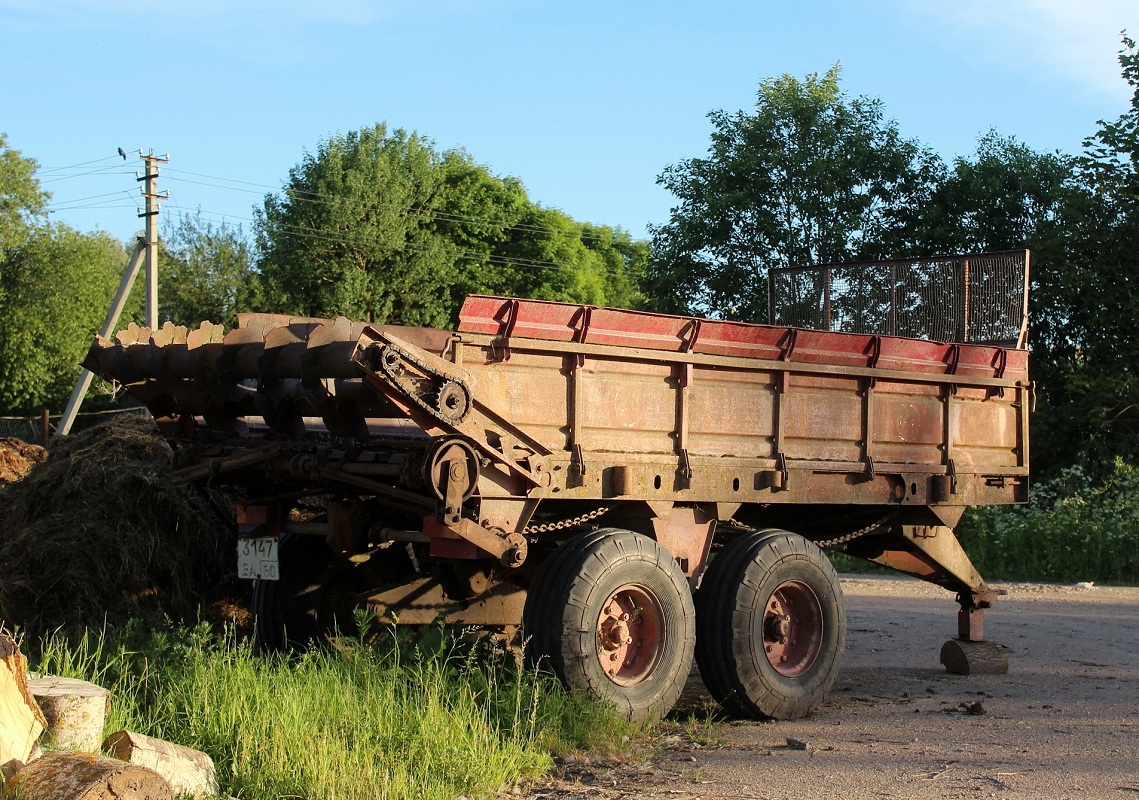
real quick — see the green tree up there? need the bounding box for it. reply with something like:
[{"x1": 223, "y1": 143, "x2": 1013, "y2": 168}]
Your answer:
[
  {"x1": 483, "y1": 208, "x2": 647, "y2": 310},
  {"x1": 257, "y1": 126, "x2": 461, "y2": 327},
  {"x1": 160, "y1": 212, "x2": 261, "y2": 328},
  {"x1": 0, "y1": 136, "x2": 130, "y2": 414},
  {"x1": 645, "y1": 66, "x2": 940, "y2": 321},
  {"x1": 0, "y1": 225, "x2": 126, "y2": 412},
  {"x1": 0, "y1": 132, "x2": 48, "y2": 251},
  {"x1": 886, "y1": 131, "x2": 1072, "y2": 256},
  {"x1": 1029, "y1": 35, "x2": 1139, "y2": 476},
  {"x1": 256, "y1": 124, "x2": 646, "y2": 328}
]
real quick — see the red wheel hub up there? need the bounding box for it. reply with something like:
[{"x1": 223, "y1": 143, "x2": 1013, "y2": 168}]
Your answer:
[
  {"x1": 596, "y1": 584, "x2": 665, "y2": 686},
  {"x1": 761, "y1": 580, "x2": 824, "y2": 677}
]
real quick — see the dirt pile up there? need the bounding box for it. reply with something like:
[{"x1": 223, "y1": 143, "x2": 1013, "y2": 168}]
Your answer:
[
  {"x1": 0, "y1": 416, "x2": 238, "y2": 634},
  {"x1": 0, "y1": 439, "x2": 46, "y2": 487}
]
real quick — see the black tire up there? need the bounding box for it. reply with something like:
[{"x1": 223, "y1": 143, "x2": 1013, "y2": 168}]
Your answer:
[
  {"x1": 253, "y1": 534, "x2": 411, "y2": 651},
  {"x1": 523, "y1": 529, "x2": 695, "y2": 725},
  {"x1": 695, "y1": 529, "x2": 845, "y2": 720},
  {"x1": 522, "y1": 528, "x2": 618, "y2": 669}
]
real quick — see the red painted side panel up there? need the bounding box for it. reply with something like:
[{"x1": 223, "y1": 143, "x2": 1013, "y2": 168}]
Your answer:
[{"x1": 457, "y1": 295, "x2": 1028, "y2": 381}]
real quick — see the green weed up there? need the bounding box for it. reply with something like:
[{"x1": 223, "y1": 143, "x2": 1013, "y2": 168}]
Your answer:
[
  {"x1": 29, "y1": 623, "x2": 634, "y2": 800},
  {"x1": 828, "y1": 459, "x2": 1139, "y2": 585},
  {"x1": 957, "y1": 458, "x2": 1139, "y2": 584}
]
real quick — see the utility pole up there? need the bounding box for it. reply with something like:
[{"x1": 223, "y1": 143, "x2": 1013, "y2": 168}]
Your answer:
[
  {"x1": 139, "y1": 151, "x2": 169, "y2": 329},
  {"x1": 59, "y1": 148, "x2": 168, "y2": 436}
]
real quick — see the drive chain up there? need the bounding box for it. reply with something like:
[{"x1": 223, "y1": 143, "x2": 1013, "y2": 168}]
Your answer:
[
  {"x1": 524, "y1": 506, "x2": 610, "y2": 534},
  {"x1": 725, "y1": 513, "x2": 896, "y2": 549}
]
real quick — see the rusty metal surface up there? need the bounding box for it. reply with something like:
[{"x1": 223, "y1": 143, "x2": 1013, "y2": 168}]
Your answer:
[
  {"x1": 84, "y1": 291, "x2": 1029, "y2": 521},
  {"x1": 84, "y1": 268, "x2": 1031, "y2": 601}
]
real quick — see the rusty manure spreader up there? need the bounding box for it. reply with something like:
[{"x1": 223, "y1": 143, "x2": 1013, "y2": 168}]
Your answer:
[{"x1": 84, "y1": 250, "x2": 1031, "y2": 724}]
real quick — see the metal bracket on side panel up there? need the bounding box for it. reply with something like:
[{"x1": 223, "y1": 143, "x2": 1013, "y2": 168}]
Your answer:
[
  {"x1": 678, "y1": 448, "x2": 693, "y2": 489},
  {"x1": 990, "y1": 348, "x2": 1008, "y2": 398},
  {"x1": 765, "y1": 452, "x2": 791, "y2": 491},
  {"x1": 866, "y1": 336, "x2": 881, "y2": 388},
  {"x1": 490, "y1": 298, "x2": 520, "y2": 362},
  {"x1": 571, "y1": 443, "x2": 587, "y2": 477},
  {"x1": 572, "y1": 305, "x2": 594, "y2": 367}
]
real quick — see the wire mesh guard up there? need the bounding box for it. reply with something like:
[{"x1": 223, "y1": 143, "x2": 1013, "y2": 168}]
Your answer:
[{"x1": 768, "y1": 250, "x2": 1029, "y2": 348}]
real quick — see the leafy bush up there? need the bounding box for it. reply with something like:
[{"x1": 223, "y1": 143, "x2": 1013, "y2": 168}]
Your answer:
[{"x1": 957, "y1": 458, "x2": 1139, "y2": 584}]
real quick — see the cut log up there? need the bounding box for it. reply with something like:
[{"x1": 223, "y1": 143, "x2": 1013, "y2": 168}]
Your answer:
[
  {"x1": 0, "y1": 633, "x2": 47, "y2": 780},
  {"x1": 27, "y1": 676, "x2": 110, "y2": 752},
  {"x1": 4, "y1": 750, "x2": 172, "y2": 800},
  {"x1": 940, "y1": 638, "x2": 1009, "y2": 675},
  {"x1": 103, "y1": 730, "x2": 218, "y2": 798}
]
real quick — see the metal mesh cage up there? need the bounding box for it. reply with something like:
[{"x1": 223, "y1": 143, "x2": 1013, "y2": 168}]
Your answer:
[{"x1": 768, "y1": 250, "x2": 1029, "y2": 347}]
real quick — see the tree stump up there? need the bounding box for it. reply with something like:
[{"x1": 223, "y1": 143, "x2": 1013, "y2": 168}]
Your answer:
[
  {"x1": 27, "y1": 677, "x2": 110, "y2": 752},
  {"x1": 103, "y1": 730, "x2": 218, "y2": 798},
  {"x1": 0, "y1": 634, "x2": 46, "y2": 780},
  {"x1": 5, "y1": 750, "x2": 172, "y2": 800},
  {"x1": 940, "y1": 638, "x2": 1009, "y2": 675}
]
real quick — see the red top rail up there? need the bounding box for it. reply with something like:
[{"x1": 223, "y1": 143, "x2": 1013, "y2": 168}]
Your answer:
[{"x1": 457, "y1": 295, "x2": 1027, "y2": 382}]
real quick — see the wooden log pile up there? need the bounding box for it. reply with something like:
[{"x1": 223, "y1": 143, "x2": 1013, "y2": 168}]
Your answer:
[{"x1": 0, "y1": 633, "x2": 218, "y2": 799}]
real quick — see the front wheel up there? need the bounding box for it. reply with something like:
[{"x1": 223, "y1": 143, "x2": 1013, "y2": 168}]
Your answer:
[
  {"x1": 523, "y1": 529, "x2": 695, "y2": 725},
  {"x1": 695, "y1": 529, "x2": 845, "y2": 719}
]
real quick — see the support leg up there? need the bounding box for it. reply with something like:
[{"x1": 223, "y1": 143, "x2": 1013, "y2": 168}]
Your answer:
[{"x1": 940, "y1": 590, "x2": 1008, "y2": 675}]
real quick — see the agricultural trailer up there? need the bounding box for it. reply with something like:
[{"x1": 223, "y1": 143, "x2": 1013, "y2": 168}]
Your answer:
[{"x1": 83, "y1": 250, "x2": 1030, "y2": 723}]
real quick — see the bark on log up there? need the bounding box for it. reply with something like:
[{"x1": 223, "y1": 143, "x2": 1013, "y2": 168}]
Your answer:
[
  {"x1": 5, "y1": 750, "x2": 172, "y2": 800},
  {"x1": 103, "y1": 730, "x2": 218, "y2": 798},
  {"x1": 940, "y1": 638, "x2": 1009, "y2": 675},
  {"x1": 0, "y1": 634, "x2": 46, "y2": 780},
  {"x1": 27, "y1": 677, "x2": 110, "y2": 752}
]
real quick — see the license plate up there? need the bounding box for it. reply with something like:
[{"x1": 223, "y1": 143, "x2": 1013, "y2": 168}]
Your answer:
[{"x1": 237, "y1": 537, "x2": 280, "y2": 581}]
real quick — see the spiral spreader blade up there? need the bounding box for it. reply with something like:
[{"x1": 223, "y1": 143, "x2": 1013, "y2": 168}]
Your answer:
[{"x1": 83, "y1": 315, "x2": 453, "y2": 439}]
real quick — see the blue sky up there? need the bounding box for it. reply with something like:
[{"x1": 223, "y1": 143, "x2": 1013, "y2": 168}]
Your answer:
[{"x1": 2, "y1": 0, "x2": 1137, "y2": 245}]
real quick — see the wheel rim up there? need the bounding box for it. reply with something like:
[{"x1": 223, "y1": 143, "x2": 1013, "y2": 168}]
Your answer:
[
  {"x1": 761, "y1": 580, "x2": 824, "y2": 677},
  {"x1": 596, "y1": 584, "x2": 665, "y2": 686}
]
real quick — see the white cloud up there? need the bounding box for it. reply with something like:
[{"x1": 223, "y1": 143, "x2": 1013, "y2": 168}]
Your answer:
[{"x1": 908, "y1": 0, "x2": 1137, "y2": 100}]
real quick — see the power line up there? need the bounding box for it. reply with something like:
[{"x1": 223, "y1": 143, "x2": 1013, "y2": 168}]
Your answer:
[
  {"x1": 163, "y1": 205, "x2": 634, "y2": 279},
  {"x1": 48, "y1": 189, "x2": 138, "y2": 207},
  {"x1": 35, "y1": 154, "x2": 123, "y2": 175},
  {"x1": 35, "y1": 154, "x2": 637, "y2": 278},
  {"x1": 162, "y1": 168, "x2": 625, "y2": 246},
  {"x1": 39, "y1": 166, "x2": 136, "y2": 185},
  {"x1": 49, "y1": 203, "x2": 139, "y2": 212}
]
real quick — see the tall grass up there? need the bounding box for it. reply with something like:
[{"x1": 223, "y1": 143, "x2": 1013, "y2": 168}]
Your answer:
[
  {"x1": 957, "y1": 458, "x2": 1139, "y2": 584},
  {"x1": 29, "y1": 623, "x2": 632, "y2": 800}
]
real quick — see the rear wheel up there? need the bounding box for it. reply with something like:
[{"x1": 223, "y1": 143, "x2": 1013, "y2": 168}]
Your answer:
[
  {"x1": 253, "y1": 534, "x2": 411, "y2": 650},
  {"x1": 695, "y1": 529, "x2": 844, "y2": 719},
  {"x1": 523, "y1": 529, "x2": 695, "y2": 725}
]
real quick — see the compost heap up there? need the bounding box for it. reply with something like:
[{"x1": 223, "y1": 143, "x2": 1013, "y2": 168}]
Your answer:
[
  {"x1": 0, "y1": 415, "x2": 237, "y2": 633},
  {"x1": 0, "y1": 438, "x2": 46, "y2": 487}
]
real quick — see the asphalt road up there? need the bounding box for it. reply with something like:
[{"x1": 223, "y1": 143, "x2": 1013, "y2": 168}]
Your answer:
[{"x1": 533, "y1": 575, "x2": 1139, "y2": 800}]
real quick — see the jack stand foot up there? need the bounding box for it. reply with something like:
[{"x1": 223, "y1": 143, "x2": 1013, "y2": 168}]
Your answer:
[{"x1": 940, "y1": 639, "x2": 1008, "y2": 675}]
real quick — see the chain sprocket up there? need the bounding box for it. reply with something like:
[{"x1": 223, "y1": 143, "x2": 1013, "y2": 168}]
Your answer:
[{"x1": 376, "y1": 340, "x2": 473, "y2": 426}]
